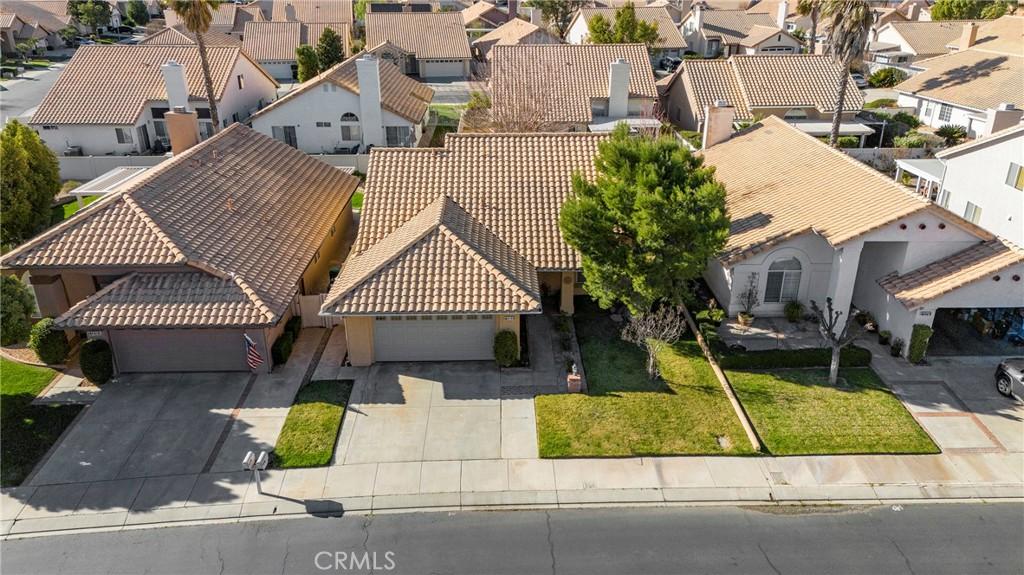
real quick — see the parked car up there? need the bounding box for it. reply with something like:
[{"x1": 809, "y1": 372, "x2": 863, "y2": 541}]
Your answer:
[
  {"x1": 851, "y1": 72, "x2": 868, "y2": 89},
  {"x1": 660, "y1": 56, "x2": 682, "y2": 72},
  {"x1": 995, "y1": 358, "x2": 1024, "y2": 400}
]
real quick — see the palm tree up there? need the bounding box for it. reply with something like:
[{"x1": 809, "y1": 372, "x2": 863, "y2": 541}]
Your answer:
[
  {"x1": 796, "y1": 0, "x2": 820, "y2": 54},
  {"x1": 821, "y1": 0, "x2": 873, "y2": 147},
  {"x1": 163, "y1": 0, "x2": 222, "y2": 134}
]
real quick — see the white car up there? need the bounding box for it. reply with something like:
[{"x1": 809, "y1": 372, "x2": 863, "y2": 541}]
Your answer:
[
  {"x1": 851, "y1": 73, "x2": 869, "y2": 89},
  {"x1": 995, "y1": 358, "x2": 1024, "y2": 400}
]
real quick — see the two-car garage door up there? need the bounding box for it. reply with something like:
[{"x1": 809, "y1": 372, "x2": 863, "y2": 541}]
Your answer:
[
  {"x1": 109, "y1": 329, "x2": 250, "y2": 373},
  {"x1": 373, "y1": 316, "x2": 495, "y2": 362}
]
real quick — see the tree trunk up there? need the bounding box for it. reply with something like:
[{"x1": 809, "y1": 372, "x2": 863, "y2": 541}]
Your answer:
[
  {"x1": 808, "y1": 8, "x2": 818, "y2": 54},
  {"x1": 829, "y1": 345, "x2": 840, "y2": 386},
  {"x1": 829, "y1": 54, "x2": 852, "y2": 147},
  {"x1": 195, "y1": 33, "x2": 220, "y2": 135},
  {"x1": 647, "y1": 350, "x2": 658, "y2": 380}
]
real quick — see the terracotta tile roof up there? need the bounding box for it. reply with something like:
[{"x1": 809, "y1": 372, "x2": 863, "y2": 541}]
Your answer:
[
  {"x1": 963, "y1": 15, "x2": 1024, "y2": 55},
  {"x1": 165, "y1": 3, "x2": 261, "y2": 33},
  {"x1": 248, "y1": 50, "x2": 433, "y2": 123},
  {"x1": 2, "y1": 125, "x2": 359, "y2": 328},
  {"x1": 269, "y1": 0, "x2": 353, "y2": 24},
  {"x1": 462, "y1": 1, "x2": 506, "y2": 27},
  {"x1": 677, "y1": 55, "x2": 864, "y2": 123},
  {"x1": 365, "y1": 12, "x2": 472, "y2": 60},
  {"x1": 700, "y1": 116, "x2": 991, "y2": 264},
  {"x1": 883, "y1": 19, "x2": 985, "y2": 57},
  {"x1": 241, "y1": 21, "x2": 351, "y2": 61},
  {"x1": 138, "y1": 26, "x2": 244, "y2": 48},
  {"x1": 351, "y1": 132, "x2": 607, "y2": 273},
  {"x1": 472, "y1": 18, "x2": 561, "y2": 60},
  {"x1": 305, "y1": 22, "x2": 350, "y2": 48},
  {"x1": 30, "y1": 45, "x2": 250, "y2": 125},
  {"x1": 490, "y1": 43, "x2": 658, "y2": 124},
  {"x1": 699, "y1": 10, "x2": 776, "y2": 45},
  {"x1": 0, "y1": 1, "x2": 73, "y2": 32},
  {"x1": 895, "y1": 49, "x2": 1024, "y2": 112},
  {"x1": 574, "y1": 7, "x2": 687, "y2": 50},
  {"x1": 56, "y1": 272, "x2": 275, "y2": 329},
  {"x1": 878, "y1": 239, "x2": 1024, "y2": 309},
  {"x1": 738, "y1": 24, "x2": 786, "y2": 47},
  {"x1": 322, "y1": 195, "x2": 542, "y2": 315},
  {"x1": 0, "y1": 13, "x2": 19, "y2": 29}
]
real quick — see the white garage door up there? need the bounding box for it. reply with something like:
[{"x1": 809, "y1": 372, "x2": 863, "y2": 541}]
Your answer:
[
  {"x1": 420, "y1": 59, "x2": 467, "y2": 79},
  {"x1": 373, "y1": 316, "x2": 495, "y2": 362},
  {"x1": 109, "y1": 329, "x2": 250, "y2": 373}
]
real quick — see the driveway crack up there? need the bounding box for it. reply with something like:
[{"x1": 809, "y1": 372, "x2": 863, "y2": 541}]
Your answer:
[
  {"x1": 758, "y1": 543, "x2": 782, "y2": 575},
  {"x1": 890, "y1": 538, "x2": 917, "y2": 575},
  {"x1": 545, "y1": 510, "x2": 557, "y2": 575}
]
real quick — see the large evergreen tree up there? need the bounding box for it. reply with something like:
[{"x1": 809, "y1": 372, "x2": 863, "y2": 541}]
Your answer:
[
  {"x1": 296, "y1": 45, "x2": 320, "y2": 81},
  {"x1": 559, "y1": 125, "x2": 730, "y2": 314},
  {"x1": 126, "y1": 0, "x2": 151, "y2": 26},
  {"x1": 67, "y1": 0, "x2": 113, "y2": 34},
  {"x1": 1, "y1": 121, "x2": 60, "y2": 248},
  {"x1": 316, "y1": 27, "x2": 345, "y2": 71},
  {"x1": 527, "y1": 0, "x2": 588, "y2": 37}
]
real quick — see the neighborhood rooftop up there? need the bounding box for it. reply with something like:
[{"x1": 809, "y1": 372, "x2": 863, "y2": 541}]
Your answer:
[
  {"x1": 490, "y1": 43, "x2": 658, "y2": 124},
  {"x1": 247, "y1": 50, "x2": 434, "y2": 124},
  {"x1": 882, "y1": 19, "x2": 986, "y2": 58},
  {"x1": 1, "y1": 124, "x2": 359, "y2": 328},
  {"x1": 365, "y1": 12, "x2": 472, "y2": 60},
  {"x1": 698, "y1": 10, "x2": 778, "y2": 45},
  {"x1": 241, "y1": 21, "x2": 350, "y2": 62},
  {"x1": 138, "y1": 26, "x2": 245, "y2": 48},
  {"x1": 30, "y1": 44, "x2": 275, "y2": 125},
  {"x1": 573, "y1": 7, "x2": 687, "y2": 50},
  {"x1": 701, "y1": 116, "x2": 992, "y2": 264}
]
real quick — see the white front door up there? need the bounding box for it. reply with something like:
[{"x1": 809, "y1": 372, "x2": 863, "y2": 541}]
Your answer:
[{"x1": 373, "y1": 315, "x2": 496, "y2": 361}]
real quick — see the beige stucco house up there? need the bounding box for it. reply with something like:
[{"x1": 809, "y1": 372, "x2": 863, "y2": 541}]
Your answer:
[
  {"x1": 320, "y1": 132, "x2": 606, "y2": 365},
  {"x1": 1, "y1": 123, "x2": 359, "y2": 374},
  {"x1": 365, "y1": 12, "x2": 472, "y2": 79}
]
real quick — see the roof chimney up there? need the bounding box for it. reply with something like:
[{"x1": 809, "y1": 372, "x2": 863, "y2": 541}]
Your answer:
[
  {"x1": 356, "y1": 55, "x2": 384, "y2": 148},
  {"x1": 507, "y1": 0, "x2": 519, "y2": 23},
  {"x1": 776, "y1": 0, "x2": 789, "y2": 29},
  {"x1": 164, "y1": 105, "x2": 200, "y2": 154},
  {"x1": 693, "y1": 3, "x2": 704, "y2": 31},
  {"x1": 161, "y1": 60, "x2": 190, "y2": 111},
  {"x1": 702, "y1": 100, "x2": 734, "y2": 149},
  {"x1": 607, "y1": 58, "x2": 631, "y2": 119},
  {"x1": 906, "y1": 3, "x2": 920, "y2": 21},
  {"x1": 984, "y1": 103, "x2": 1023, "y2": 136},
  {"x1": 959, "y1": 22, "x2": 978, "y2": 51}
]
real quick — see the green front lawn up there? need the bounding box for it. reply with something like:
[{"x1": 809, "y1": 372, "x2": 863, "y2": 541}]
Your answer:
[
  {"x1": 50, "y1": 196, "x2": 100, "y2": 225},
  {"x1": 535, "y1": 299, "x2": 755, "y2": 457},
  {"x1": 351, "y1": 190, "x2": 364, "y2": 210},
  {"x1": 727, "y1": 368, "x2": 938, "y2": 455},
  {"x1": 273, "y1": 380, "x2": 353, "y2": 468},
  {"x1": 1, "y1": 358, "x2": 83, "y2": 486}
]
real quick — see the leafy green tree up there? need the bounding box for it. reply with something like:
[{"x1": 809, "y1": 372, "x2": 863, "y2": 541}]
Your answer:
[
  {"x1": 822, "y1": 0, "x2": 873, "y2": 147},
  {"x1": 930, "y1": 0, "x2": 983, "y2": 19},
  {"x1": 296, "y1": 44, "x2": 320, "y2": 81},
  {"x1": 68, "y1": 0, "x2": 113, "y2": 34},
  {"x1": 316, "y1": 27, "x2": 345, "y2": 71},
  {"x1": 980, "y1": 1, "x2": 1014, "y2": 18},
  {"x1": 164, "y1": 0, "x2": 223, "y2": 133},
  {"x1": 586, "y1": 3, "x2": 660, "y2": 48},
  {"x1": 1, "y1": 121, "x2": 60, "y2": 248},
  {"x1": 59, "y1": 26, "x2": 79, "y2": 45},
  {"x1": 526, "y1": 0, "x2": 588, "y2": 37},
  {"x1": 1, "y1": 276, "x2": 36, "y2": 346},
  {"x1": 126, "y1": 0, "x2": 151, "y2": 26},
  {"x1": 354, "y1": 0, "x2": 371, "y2": 21},
  {"x1": 559, "y1": 125, "x2": 730, "y2": 314}
]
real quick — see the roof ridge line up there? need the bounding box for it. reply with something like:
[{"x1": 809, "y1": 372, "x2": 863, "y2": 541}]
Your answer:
[
  {"x1": 122, "y1": 196, "x2": 190, "y2": 264},
  {"x1": 231, "y1": 274, "x2": 278, "y2": 323},
  {"x1": 438, "y1": 224, "x2": 539, "y2": 307}
]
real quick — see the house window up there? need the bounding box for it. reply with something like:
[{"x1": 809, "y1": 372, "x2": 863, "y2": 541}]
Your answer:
[
  {"x1": 964, "y1": 201, "x2": 983, "y2": 224},
  {"x1": 938, "y1": 104, "x2": 952, "y2": 122},
  {"x1": 114, "y1": 127, "x2": 133, "y2": 144},
  {"x1": 153, "y1": 120, "x2": 168, "y2": 143},
  {"x1": 341, "y1": 125, "x2": 360, "y2": 141},
  {"x1": 41, "y1": 125, "x2": 58, "y2": 130},
  {"x1": 341, "y1": 112, "x2": 359, "y2": 121},
  {"x1": 316, "y1": 121, "x2": 332, "y2": 128},
  {"x1": 938, "y1": 188, "x2": 951, "y2": 208},
  {"x1": 1006, "y1": 162, "x2": 1024, "y2": 191},
  {"x1": 764, "y1": 258, "x2": 801, "y2": 303},
  {"x1": 199, "y1": 122, "x2": 216, "y2": 139},
  {"x1": 271, "y1": 125, "x2": 298, "y2": 148},
  {"x1": 922, "y1": 101, "x2": 934, "y2": 118},
  {"x1": 783, "y1": 108, "x2": 808, "y2": 120},
  {"x1": 385, "y1": 126, "x2": 412, "y2": 146},
  {"x1": 236, "y1": 74, "x2": 244, "y2": 90}
]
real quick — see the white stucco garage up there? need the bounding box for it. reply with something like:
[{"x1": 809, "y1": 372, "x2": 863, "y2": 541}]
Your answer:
[{"x1": 372, "y1": 315, "x2": 496, "y2": 362}]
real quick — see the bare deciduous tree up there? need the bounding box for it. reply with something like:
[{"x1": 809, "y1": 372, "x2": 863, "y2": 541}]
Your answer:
[
  {"x1": 621, "y1": 305, "x2": 688, "y2": 380},
  {"x1": 810, "y1": 297, "x2": 862, "y2": 386}
]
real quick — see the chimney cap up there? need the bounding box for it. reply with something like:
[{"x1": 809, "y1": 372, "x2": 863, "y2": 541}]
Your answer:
[
  {"x1": 163, "y1": 60, "x2": 181, "y2": 67},
  {"x1": 998, "y1": 103, "x2": 1017, "y2": 111},
  {"x1": 713, "y1": 99, "x2": 731, "y2": 108},
  {"x1": 172, "y1": 105, "x2": 187, "y2": 113}
]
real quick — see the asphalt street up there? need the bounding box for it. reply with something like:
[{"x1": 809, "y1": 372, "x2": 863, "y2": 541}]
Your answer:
[
  {"x1": 2, "y1": 503, "x2": 1021, "y2": 574},
  {"x1": 0, "y1": 65, "x2": 64, "y2": 124}
]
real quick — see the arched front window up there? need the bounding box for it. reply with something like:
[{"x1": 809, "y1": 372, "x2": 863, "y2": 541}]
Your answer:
[
  {"x1": 783, "y1": 108, "x2": 808, "y2": 120},
  {"x1": 764, "y1": 258, "x2": 801, "y2": 303},
  {"x1": 340, "y1": 112, "x2": 359, "y2": 122}
]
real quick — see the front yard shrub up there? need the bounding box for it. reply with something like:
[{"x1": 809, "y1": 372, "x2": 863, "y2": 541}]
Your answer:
[
  {"x1": 28, "y1": 318, "x2": 68, "y2": 365},
  {"x1": 285, "y1": 315, "x2": 302, "y2": 339},
  {"x1": 890, "y1": 338, "x2": 904, "y2": 357},
  {"x1": 936, "y1": 124, "x2": 967, "y2": 146},
  {"x1": 272, "y1": 332, "x2": 294, "y2": 366},
  {"x1": 894, "y1": 131, "x2": 927, "y2": 149},
  {"x1": 80, "y1": 338, "x2": 113, "y2": 385},
  {"x1": 878, "y1": 330, "x2": 891, "y2": 346},
  {"x1": 864, "y1": 98, "x2": 896, "y2": 109},
  {"x1": 892, "y1": 111, "x2": 921, "y2": 129},
  {"x1": 907, "y1": 324, "x2": 933, "y2": 364},
  {"x1": 717, "y1": 346, "x2": 872, "y2": 370},
  {"x1": 784, "y1": 301, "x2": 804, "y2": 323},
  {"x1": 695, "y1": 307, "x2": 725, "y2": 326},
  {"x1": 868, "y1": 67, "x2": 908, "y2": 88},
  {"x1": 493, "y1": 329, "x2": 519, "y2": 367},
  {"x1": 1, "y1": 275, "x2": 36, "y2": 345}
]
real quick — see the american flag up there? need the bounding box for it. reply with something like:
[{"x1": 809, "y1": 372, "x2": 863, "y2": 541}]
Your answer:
[{"x1": 244, "y1": 334, "x2": 264, "y2": 370}]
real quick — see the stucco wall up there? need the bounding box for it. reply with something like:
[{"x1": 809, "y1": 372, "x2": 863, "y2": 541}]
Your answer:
[
  {"x1": 941, "y1": 133, "x2": 1024, "y2": 245},
  {"x1": 897, "y1": 93, "x2": 988, "y2": 136},
  {"x1": 345, "y1": 316, "x2": 374, "y2": 366},
  {"x1": 301, "y1": 206, "x2": 354, "y2": 294}
]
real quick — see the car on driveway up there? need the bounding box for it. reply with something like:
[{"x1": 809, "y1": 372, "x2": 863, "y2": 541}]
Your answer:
[
  {"x1": 995, "y1": 358, "x2": 1024, "y2": 400},
  {"x1": 851, "y1": 72, "x2": 869, "y2": 89},
  {"x1": 659, "y1": 57, "x2": 682, "y2": 72}
]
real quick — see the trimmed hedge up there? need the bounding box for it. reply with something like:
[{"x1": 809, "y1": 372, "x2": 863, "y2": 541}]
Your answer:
[
  {"x1": 80, "y1": 339, "x2": 113, "y2": 385},
  {"x1": 908, "y1": 324, "x2": 933, "y2": 364},
  {"x1": 272, "y1": 331, "x2": 294, "y2": 366},
  {"x1": 1, "y1": 275, "x2": 35, "y2": 345},
  {"x1": 493, "y1": 329, "x2": 519, "y2": 367},
  {"x1": 717, "y1": 346, "x2": 873, "y2": 370},
  {"x1": 28, "y1": 318, "x2": 69, "y2": 365}
]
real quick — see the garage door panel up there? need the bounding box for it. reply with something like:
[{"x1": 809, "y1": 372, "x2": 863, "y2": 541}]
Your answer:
[
  {"x1": 110, "y1": 329, "x2": 250, "y2": 373},
  {"x1": 373, "y1": 317, "x2": 494, "y2": 362}
]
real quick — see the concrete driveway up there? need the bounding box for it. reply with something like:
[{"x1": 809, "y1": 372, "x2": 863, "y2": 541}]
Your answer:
[{"x1": 333, "y1": 362, "x2": 540, "y2": 465}]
